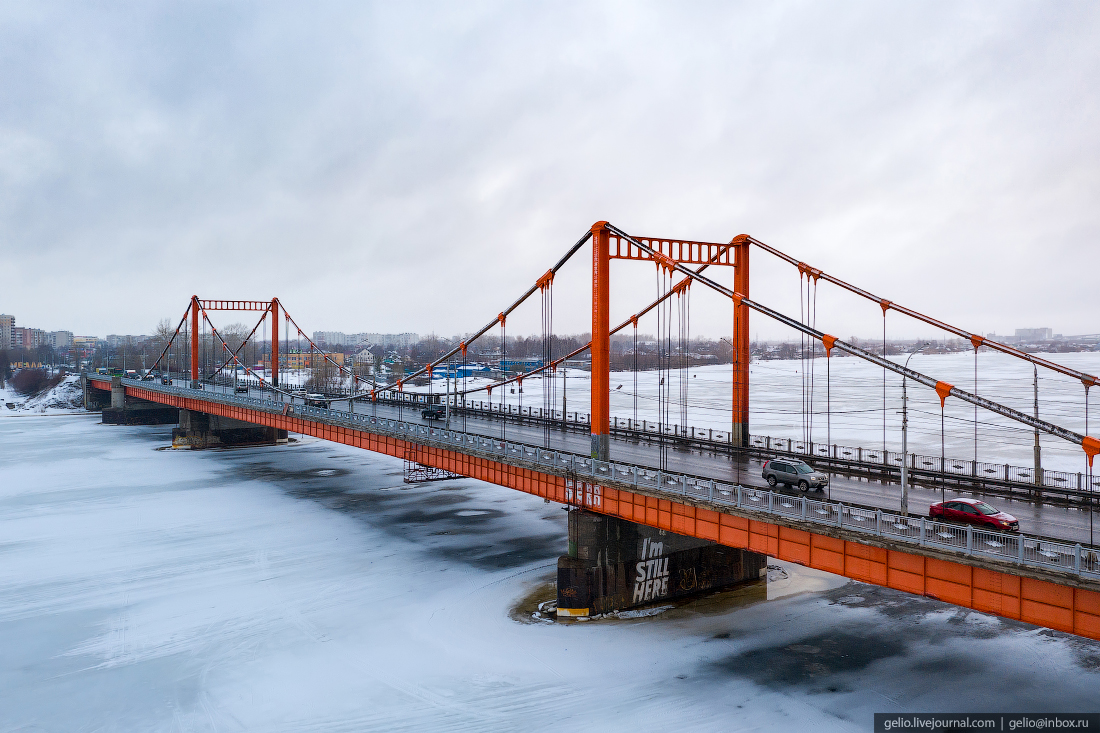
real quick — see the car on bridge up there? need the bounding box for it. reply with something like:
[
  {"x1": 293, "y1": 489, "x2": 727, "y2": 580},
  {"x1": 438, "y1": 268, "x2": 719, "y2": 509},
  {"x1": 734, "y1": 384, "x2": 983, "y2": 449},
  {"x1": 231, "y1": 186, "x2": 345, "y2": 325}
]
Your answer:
[
  {"x1": 422, "y1": 405, "x2": 446, "y2": 420},
  {"x1": 762, "y1": 458, "x2": 829, "y2": 491},
  {"x1": 929, "y1": 498, "x2": 1019, "y2": 532}
]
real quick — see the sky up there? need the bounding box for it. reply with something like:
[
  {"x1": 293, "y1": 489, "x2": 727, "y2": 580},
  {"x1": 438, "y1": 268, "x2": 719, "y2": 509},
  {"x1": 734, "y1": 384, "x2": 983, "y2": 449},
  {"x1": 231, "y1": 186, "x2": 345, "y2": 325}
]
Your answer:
[{"x1": 1, "y1": 1, "x2": 1098, "y2": 342}]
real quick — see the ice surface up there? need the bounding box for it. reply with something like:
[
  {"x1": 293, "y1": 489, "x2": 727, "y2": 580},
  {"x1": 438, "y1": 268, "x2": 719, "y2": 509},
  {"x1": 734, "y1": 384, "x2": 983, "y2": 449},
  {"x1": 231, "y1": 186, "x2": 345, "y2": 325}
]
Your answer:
[{"x1": 1, "y1": 416, "x2": 1098, "y2": 731}]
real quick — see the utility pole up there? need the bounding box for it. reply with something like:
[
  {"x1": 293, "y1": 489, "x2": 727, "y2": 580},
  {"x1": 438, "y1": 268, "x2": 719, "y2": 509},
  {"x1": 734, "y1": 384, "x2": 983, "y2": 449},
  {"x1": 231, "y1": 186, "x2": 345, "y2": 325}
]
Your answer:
[
  {"x1": 561, "y1": 365, "x2": 568, "y2": 431},
  {"x1": 902, "y1": 377, "x2": 910, "y2": 516},
  {"x1": 1034, "y1": 362, "x2": 1042, "y2": 489},
  {"x1": 901, "y1": 344, "x2": 928, "y2": 516}
]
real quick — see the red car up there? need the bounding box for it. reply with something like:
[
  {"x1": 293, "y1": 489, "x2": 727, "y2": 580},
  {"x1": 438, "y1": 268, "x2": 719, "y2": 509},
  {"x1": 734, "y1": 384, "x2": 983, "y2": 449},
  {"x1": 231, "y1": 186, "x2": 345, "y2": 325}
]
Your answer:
[{"x1": 928, "y1": 498, "x2": 1019, "y2": 532}]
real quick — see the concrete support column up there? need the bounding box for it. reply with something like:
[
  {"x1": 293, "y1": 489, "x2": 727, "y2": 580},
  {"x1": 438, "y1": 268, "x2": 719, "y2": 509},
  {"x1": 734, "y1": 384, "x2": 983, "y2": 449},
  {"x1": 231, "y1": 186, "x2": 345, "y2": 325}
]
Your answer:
[
  {"x1": 556, "y1": 510, "x2": 766, "y2": 617},
  {"x1": 172, "y1": 409, "x2": 288, "y2": 449},
  {"x1": 110, "y1": 376, "x2": 125, "y2": 409},
  {"x1": 101, "y1": 380, "x2": 180, "y2": 425}
]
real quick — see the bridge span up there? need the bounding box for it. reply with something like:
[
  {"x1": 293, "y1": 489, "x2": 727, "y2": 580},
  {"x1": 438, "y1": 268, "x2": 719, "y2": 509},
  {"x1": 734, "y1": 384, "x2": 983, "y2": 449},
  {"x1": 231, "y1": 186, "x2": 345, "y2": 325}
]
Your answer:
[
  {"x1": 85, "y1": 220, "x2": 1100, "y2": 639},
  {"x1": 87, "y1": 373, "x2": 1100, "y2": 641}
]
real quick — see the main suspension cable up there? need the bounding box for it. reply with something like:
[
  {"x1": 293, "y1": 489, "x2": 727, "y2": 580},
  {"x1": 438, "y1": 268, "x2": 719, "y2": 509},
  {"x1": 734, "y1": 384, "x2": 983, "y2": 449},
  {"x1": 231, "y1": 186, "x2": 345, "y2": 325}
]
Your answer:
[
  {"x1": 143, "y1": 305, "x2": 193, "y2": 377},
  {"x1": 604, "y1": 222, "x2": 1097, "y2": 453},
  {"x1": 365, "y1": 229, "x2": 592, "y2": 399},
  {"x1": 750, "y1": 236, "x2": 1099, "y2": 387}
]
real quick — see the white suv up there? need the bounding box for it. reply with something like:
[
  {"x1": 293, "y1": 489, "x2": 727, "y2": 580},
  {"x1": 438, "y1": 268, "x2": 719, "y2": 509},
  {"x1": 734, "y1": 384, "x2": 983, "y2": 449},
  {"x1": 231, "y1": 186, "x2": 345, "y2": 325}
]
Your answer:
[{"x1": 762, "y1": 459, "x2": 829, "y2": 491}]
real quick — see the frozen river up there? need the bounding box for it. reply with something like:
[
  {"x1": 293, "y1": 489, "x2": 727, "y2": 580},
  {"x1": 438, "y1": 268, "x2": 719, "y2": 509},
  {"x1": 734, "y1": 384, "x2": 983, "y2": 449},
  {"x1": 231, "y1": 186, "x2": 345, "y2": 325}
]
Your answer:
[{"x1": 1, "y1": 415, "x2": 1098, "y2": 730}]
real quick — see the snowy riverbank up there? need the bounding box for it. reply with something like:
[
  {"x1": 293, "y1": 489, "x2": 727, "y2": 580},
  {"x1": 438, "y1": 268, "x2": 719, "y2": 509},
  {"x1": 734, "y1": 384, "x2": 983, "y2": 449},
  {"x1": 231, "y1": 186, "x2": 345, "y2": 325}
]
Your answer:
[{"x1": 0, "y1": 375, "x2": 85, "y2": 416}]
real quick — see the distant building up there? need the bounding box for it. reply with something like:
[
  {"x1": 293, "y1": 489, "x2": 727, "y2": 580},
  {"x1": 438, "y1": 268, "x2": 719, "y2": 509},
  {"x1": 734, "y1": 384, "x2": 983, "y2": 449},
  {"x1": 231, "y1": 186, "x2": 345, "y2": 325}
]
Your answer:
[
  {"x1": 14, "y1": 327, "x2": 47, "y2": 350},
  {"x1": 500, "y1": 358, "x2": 544, "y2": 370},
  {"x1": 363, "y1": 333, "x2": 419, "y2": 348},
  {"x1": 106, "y1": 334, "x2": 147, "y2": 348},
  {"x1": 73, "y1": 336, "x2": 100, "y2": 348},
  {"x1": 313, "y1": 331, "x2": 348, "y2": 347},
  {"x1": 262, "y1": 351, "x2": 345, "y2": 370},
  {"x1": 1015, "y1": 328, "x2": 1053, "y2": 341},
  {"x1": 0, "y1": 315, "x2": 13, "y2": 350},
  {"x1": 353, "y1": 348, "x2": 376, "y2": 375},
  {"x1": 49, "y1": 331, "x2": 73, "y2": 349}
]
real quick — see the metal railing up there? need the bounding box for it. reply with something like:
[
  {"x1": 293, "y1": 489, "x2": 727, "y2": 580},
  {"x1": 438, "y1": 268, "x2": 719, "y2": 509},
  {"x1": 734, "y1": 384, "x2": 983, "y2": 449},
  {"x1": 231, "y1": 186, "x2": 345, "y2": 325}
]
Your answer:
[
  {"x1": 107, "y1": 375, "x2": 1100, "y2": 582},
  {"x1": 749, "y1": 433, "x2": 1096, "y2": 493},
  {"x1": 96, "y1": 374, "x2": 1097, "y2": 496},
  {"x1": 374, "y1": 392, "x2": 1096, "y2": 494}
]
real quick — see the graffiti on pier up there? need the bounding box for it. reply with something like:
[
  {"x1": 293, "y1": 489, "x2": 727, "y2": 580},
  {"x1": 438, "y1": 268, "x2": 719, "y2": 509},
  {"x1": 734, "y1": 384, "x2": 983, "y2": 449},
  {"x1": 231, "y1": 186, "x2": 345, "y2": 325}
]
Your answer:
[{"x1": 633, "y1": 536, "x2": 670, "y2": 603}]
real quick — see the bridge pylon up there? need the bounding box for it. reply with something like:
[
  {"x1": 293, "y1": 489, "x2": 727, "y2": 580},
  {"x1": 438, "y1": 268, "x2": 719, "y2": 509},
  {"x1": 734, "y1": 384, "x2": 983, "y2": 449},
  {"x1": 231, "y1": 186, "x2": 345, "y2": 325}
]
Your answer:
[
  {"x1": 271, "y1": 297, "x2": 280, "y2": 388},
  {"x1": 589, "y1": 223, "x2": 750, "y2": 460},
  {"x1": 190, "y1": 295, "x2": 199, "y2": 389}
]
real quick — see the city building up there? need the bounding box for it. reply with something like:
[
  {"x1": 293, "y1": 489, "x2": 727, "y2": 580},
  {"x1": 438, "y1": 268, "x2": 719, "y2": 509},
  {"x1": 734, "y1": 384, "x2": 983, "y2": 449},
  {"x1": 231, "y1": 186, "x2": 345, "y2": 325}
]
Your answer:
[
  {"x1": 49, "y1": 331, "x2": 73, "y2": 349},
  {"x1": 1015, "y1": 328, "x2": 1053, "y2": 341},
  {"x1": 353, "y1": 348, "x2": 375, "y2": 374},
  {"x1": 312, "y1": 331, "x2": 348, "y2": 347},
  {"x1": 0, "y1": 315, "x2": 14, "y2": 350},
  {"x1": 106, "y1": 334, "x2": 148, "y2": 348},
  {"x1": 262, "y1": 351, "x2": 345, "y2": 370},
  {"x1": 310, "y1": 332, "x2": 418, "y2": 348},
  {"x1": 14, "y1": 327, "x2": 47, "y2": 350},
  {"x1": 363, "y1": 333, "x2": 419, "y2": 348}
]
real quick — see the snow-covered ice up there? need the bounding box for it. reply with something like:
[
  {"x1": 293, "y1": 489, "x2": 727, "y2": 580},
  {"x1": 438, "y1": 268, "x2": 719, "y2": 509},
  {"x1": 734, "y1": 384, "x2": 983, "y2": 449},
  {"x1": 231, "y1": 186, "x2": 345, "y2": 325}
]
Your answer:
[{"x1": 1, "y1": 416, "x2": 1097, "y2": 731}]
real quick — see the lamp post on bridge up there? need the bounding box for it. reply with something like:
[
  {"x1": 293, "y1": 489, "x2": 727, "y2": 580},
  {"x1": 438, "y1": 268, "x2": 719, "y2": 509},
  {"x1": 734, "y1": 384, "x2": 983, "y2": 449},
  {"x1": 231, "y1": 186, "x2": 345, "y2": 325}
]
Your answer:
[
  {"x1": 1033, "y1": 360, "x2": 1042, "y2": 490},
  {"x1": 901, "y1": 343, "x2": 929, "y2": 516},
  {"x1": 720, "y1": 336, "x2": 744, "y2": 486}
]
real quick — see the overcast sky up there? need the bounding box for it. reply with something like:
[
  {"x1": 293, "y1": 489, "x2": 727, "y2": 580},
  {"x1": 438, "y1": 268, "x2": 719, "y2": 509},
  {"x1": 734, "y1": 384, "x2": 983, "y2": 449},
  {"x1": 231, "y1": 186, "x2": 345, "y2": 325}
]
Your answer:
[{"x1": 2, "y1": 2, "x2": 1098, "y2": 342}]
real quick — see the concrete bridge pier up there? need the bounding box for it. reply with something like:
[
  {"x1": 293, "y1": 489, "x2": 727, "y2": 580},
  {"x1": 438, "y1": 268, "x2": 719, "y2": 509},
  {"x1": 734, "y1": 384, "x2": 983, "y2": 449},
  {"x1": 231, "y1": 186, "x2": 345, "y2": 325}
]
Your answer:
[
  {"x1": 556, "y1": 510, "x2": 767, "y2": 617},
  {"x1": 82, "y1": 374, "x2": 109, "y2": 411},
  {"x1": 172, "y1": 408, "x2": 288, "y2": 449},
  {"x1": 83, "y1": 375, "x2": 181, "y2": 425}
]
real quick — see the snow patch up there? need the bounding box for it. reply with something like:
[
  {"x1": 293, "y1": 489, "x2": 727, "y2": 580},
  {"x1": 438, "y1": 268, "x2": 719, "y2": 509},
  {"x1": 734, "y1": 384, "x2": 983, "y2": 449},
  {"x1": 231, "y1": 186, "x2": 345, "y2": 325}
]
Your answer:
[{"x1": 0, "y1": 375, "x2": 85, "y2": 416}]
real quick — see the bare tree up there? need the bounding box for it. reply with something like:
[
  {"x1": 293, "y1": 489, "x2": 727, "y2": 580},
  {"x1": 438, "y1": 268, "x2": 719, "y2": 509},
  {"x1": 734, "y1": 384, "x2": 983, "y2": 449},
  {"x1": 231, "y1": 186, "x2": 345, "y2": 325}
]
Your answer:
[
  {"x1": 306, "y1": 352, "x2": 342, "y2": 394},
  {"x1": 219, "y1": 323, "x2": 249, "y2": 353}
]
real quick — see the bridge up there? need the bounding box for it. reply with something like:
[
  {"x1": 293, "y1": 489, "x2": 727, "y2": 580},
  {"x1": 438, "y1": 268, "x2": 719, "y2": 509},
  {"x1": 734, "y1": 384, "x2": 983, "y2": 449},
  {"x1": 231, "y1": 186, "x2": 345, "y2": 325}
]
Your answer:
[{"x1": 85, "y1": 221, "x2": 1100, "y2": 640}]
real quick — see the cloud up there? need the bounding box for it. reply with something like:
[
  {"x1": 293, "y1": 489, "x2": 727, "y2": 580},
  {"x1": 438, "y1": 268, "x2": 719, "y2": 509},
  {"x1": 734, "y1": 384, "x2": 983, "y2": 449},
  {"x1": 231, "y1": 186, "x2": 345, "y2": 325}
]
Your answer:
[{"x1": 1, "y1": 1, "x2": 1097, "y2": 341}]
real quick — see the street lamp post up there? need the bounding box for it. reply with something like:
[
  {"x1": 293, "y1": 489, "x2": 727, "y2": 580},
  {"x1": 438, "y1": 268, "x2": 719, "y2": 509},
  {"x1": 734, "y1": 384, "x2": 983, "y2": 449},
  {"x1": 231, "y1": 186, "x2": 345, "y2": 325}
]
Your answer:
[{"x1": 901, "y1": 343, "x2": 929, "y2": 516}]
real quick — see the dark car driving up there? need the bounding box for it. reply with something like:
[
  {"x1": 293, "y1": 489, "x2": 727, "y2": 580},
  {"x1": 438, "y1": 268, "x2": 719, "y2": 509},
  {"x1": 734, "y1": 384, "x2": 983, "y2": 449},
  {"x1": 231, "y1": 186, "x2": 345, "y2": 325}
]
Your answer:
[
  {"x1": 422, "y1": 405, "x2": 446, "y2": 420},
  {"x1": 761, "y1": 458, "x2": 829, "y2": 490},
  {"x1": 929, "y1": 498, "x2": 1019, "y2": 532}
]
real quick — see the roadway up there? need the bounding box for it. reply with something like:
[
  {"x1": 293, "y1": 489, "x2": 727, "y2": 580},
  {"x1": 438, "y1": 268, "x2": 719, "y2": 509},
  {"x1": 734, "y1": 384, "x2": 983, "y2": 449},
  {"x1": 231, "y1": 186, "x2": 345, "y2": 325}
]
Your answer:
[{"x1": 168, "y1": 377, "x2": 1100, "y2": 547}]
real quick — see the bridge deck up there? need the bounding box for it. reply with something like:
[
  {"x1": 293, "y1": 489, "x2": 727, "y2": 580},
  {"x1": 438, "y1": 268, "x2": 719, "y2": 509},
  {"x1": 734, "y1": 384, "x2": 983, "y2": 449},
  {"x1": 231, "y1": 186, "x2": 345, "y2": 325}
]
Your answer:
[{"x1": 88, "y1": 375, "x2": 1100, "y2": 640}]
